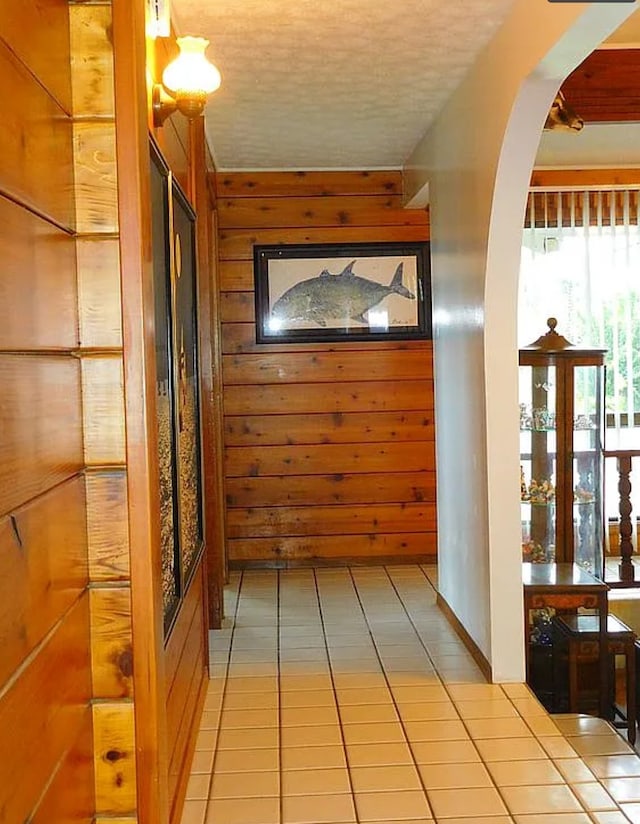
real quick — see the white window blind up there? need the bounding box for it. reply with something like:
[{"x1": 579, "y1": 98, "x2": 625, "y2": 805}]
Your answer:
[{"x1": 519, "y1": 189, "x2": 640, "y2": 428}]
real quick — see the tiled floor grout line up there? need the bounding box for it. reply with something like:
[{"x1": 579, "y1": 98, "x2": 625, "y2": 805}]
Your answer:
[
  {"x1": 190, "y1": 566, "x2": 640, "y2": 824},
  {"x1": 347, "y1": 566, "x2": 437, "y2": 817},
  {"x1": 312, "y1": 568, "x2": 361, "y2": 823},
  {"x1": 385, "y1": 567, "x2": 633, "y2": 822},
  {"x1": 203, "y1": 569, "x2": 244, "y2": 820}
]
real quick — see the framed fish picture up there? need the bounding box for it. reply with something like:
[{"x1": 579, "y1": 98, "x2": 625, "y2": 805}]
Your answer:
[{"x1": 253, "y1": 241, "x2": 432, "y2": 344}]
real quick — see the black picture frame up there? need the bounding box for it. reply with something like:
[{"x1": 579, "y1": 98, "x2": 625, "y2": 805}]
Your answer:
[
  {"x1": 149, "y1": 137, "x2": 206, "y2": 638},
  {"x1": 253, "y1": 241, "x2": 431, "y2": 344}
]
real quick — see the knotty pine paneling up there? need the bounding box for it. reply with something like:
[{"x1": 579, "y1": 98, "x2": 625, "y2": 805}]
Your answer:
[
  {"x1": 224, "y1": 410, "x2": 434, "y2": 446},
  {"x1": 218, "y1": 194, "x2": 429, "y2": 230},
  {"x1": 86, "y1": 469, "x2": 130, "y2": 582},
  {"x1": 225, "y1": 471, "x2": 436, "y2": 508},
  {"x1": 77, "y1": 237, "x2": 123, "y2": 349},
  {"x1": 82, "y1": 355, "x2": 126, "y2": 465},
  {"x1": 30, "y1": 707, "x2": 95, "y2": 824},
  {"x1": 226, "y1": 442, "x2": 435, "y2": 478},
  {"x1": 70, "y1": 3, "x2": 114, "y2": 119},
  {"x1": 223, "y1": 349, "x2": 432, "y2": 384},
  {"x1": 93, "y1": 702, "x2": 137, "y2": 815},
  {"x1": 74, "y1": 121, "x2": 119, "y2": 234},
  {"x1": 0, "y1": 0, "x2": 72, "y2": 113},
  {"x1": 0, "y1": 193, "x2": 77, "y2": 351},
  {"x1": 216, "y1": 170, "x2": 403, "y2": 198},
  {"x1": 0, "y1": 475, "x2": 88, "y2": 688},
  {"x1": 224, "y1": 380, "x2": 433, "y2": 417},
  {"x1": 228, "y1": 533, "x2": 438, "y2": 564},
  {"x1": 218, "y1": 224, "x2": 429, "y2": 260},
  {"x1": 215, "y1": 171, "x2": 433, "y2": 567},
  {"x1": 90, "y1": 587, "x2": 133, "y2": 699},
  {"x1": 0, "y1": 354, "x2": 83, "y2": 517},
  {"x1": 0, "y1": 594, "x2": 91, "y2": 824},
  {"x1": 0, "y1": 39, "x2": 73, "y2": 229}
]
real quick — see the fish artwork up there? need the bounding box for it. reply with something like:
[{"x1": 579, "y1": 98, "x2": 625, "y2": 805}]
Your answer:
[{"x1": 271, "y1": 260, "x2": 415, "y2": 327}]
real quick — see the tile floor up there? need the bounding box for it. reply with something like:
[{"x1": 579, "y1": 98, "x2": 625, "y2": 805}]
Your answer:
[{"x1": 181, "y1": 565, "x2": 640, "y2": 824}]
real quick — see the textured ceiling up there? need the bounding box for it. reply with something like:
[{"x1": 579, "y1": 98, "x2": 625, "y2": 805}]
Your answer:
[{"x1": 171, "y1": 0, "x2": 517, "y2": 170}]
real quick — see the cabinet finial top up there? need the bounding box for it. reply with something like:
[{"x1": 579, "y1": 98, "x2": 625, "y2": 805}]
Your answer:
[{"x1": 524, "y1": 317, "x2": 574, "y2": 351}]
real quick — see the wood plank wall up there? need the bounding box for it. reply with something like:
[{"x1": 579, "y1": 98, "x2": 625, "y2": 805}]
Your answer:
[
  {"x1": 214, "y1": 171, "x2": 435, "y2": 567},
  {"x1": 0, "y1": 2, "x2": 94, "y2": 823},
  {"x1": 70, "y1": 1, "x2": 138, "y2": 819}
]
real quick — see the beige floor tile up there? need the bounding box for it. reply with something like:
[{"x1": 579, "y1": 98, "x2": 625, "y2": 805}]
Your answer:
[
  {"x1": 566, "y1": 735, "x2": 633, "y2": 758},
  {"x1": 332, "y1": 673, "x2": 387, "y2": 689},
  {"x1": 282, "y1": 792, "x2": 356, "y2": 823},
  {"x1": 281, "y1": 706, "x2": 339, "y2": 726},
  {"x1": 411, "y1": 739, "x2": 481, "y2": 764},
  {"x1": 554, "y1": 715, "x2": 619, "y2": 736},
  {"x1": 511, "y1": 815, "x2": 591, "y2": 823},
  {"x1": 621, "y1": 803, "x2": 640, "y2": 824},
  {"x1": 589, "y1": 813, "x2": 635, "y2": 824},
  {"x1": 230, "y1": 650, "x2": 278, "y2": 664},
  {"x1": 440, "y1": 819, "x2": 511, "y2": 824},
  {"x1": 538, "y1": 736, "x2": 578, "y2": 759},
  {"x1": 509, "y1": 696, "x2": 548, "y2": 717},
  {"x1": 455, "y1": 699, "x2": 518, "y2": 720},
  {"x1": 220, "y1": 708, "x2": 278, "y2": 729},
  {"x1": 281, "y1": 745, "x2": 347, "y2": 770},
  {"x1": 223, "y1": 691, "x2": 279, "y2": 710},
  {"x1": 203, "y1": 692, "x2": 224, "y2": 712},
  {"x1": 281, "y1": 768, "x2": 352, "y2": 796},
  {"x1": 199, "y1": 710, "x2": 221, "y2": 730},
  {"x1": 447, "y1": 683, "x2": 505, "y2": 701},
  {"x1": 465, "y1": 716, "x2": 532, "y2": 739},
  {"x1": 190, "y1": 749, "x2": 215, "y2": 773},
  {"x1": 474, "y1": 737, "x2": 547, "y2": 762},
  {"x1": 213, "y1": 748, "x2": 279, "y2": 773},
  {"x1": 339, "y1": 704, "x2": 400, "y2": 724},
  {"x1": 195, "y1": 729, "x2": 217, "y2": 751},
  {"x1": 281, "y1": 723, "x2": 343, "y2": 747},
  {"x1": 570, "y1": 781, "x2": 617, "y2": 811},
  {"x1": 390, "y1": 684, "x2": 449, "y2": 703},
  {"x1": 349, "y1": 765, "x2": 422, "y2": 792},
  {"x1": 346, "y1": 742, "x2": 414, "y2": 767},
  {"x1": 180, "y1": 799, "x2": 207, "y2": 824},
  {"x1": 525, "y1": 715, "x2": 563, "y2": 737},
  {"x1": 602, "y1": 777, "x2": 640, "y2": 803},
  {"x1": 280, "y1": 674, "x2": 333, "y2": 691},
  {"x1": 397, "y1": 701, "x2": 458, "y2": 722},
  {"x1": 386, "y1": 672, "x2": 441, "y2": 687},
  {"x1": 206, "y1": 797, "x2": 279, "y2": 824},
  {"x1": 280, "y1": 689, "x2": 337, "y2": 709},
  {"x1": 418, "y1": 761, "x2": 492, "y2": 789},
  {"x1": 404, "y1": 719, "x2": 469, "y2": 742},
  {"x1": 280, "y1": 661, "x2": 332, "y2": 676},
  {"x1": 185, "y1": 773, "x2": 211, "y2": 800},
  {"x1": 216, "y1": 727, "x2": 279, "y2": 750},
  {"x1": 585, "y1": 754, "x2": 640, "y2": 778},
  {"x1": 335, "y1": 687, "x2": 393, "y2": 705},
  {"x1": 499, "y1": 784, "x2": 583, "y2": 815},
  {"x1": 342, "y1": 722, "x2": 406, "y2": 745},
  {"x1": 552, "y1": 758, "x2": 596, "y2": 783},
  {"x1": 210, "y1": 771, "x2": 279, "y2": 798},
  {"x1": 486, "y1": 758, "x2": 563, "y2": 786},
  {"x1": 427, "y1": 787, "x2": 508, "y2": 818},
  {"x1": 355, "y1": 789, "x2": 432, "y2": 821},
  {"x1": 225, "y1": 676, "x2": 278, "y2": 693}
]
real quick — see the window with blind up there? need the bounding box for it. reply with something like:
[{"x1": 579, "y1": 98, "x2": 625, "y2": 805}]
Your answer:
[{"x1": 519, "y1": 189, "x2": 640, "y2": 428}]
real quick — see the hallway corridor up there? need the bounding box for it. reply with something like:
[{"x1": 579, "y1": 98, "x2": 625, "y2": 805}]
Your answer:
[{"x1": 181, "y1": 566, "x2": 640, "y2": 824}]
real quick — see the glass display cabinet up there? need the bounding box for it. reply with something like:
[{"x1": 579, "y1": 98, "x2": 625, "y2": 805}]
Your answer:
[{"x1": 519, "y1": 318, "x2": 606, "y2": 576}]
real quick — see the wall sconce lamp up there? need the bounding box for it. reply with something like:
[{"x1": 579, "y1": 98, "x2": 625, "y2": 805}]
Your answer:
[{"x1": 153, "y1": 36, "x2": 221, "y2": 128}]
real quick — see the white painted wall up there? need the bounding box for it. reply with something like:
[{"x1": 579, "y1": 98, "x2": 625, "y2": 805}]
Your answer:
[{"x1": 404, "y1": 0, "x2": 637, "y2": 682}]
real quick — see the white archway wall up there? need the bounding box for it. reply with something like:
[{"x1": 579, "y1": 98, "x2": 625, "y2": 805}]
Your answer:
[{"x1": 404, "y1": 0, "x2": 637, "y2": 682}]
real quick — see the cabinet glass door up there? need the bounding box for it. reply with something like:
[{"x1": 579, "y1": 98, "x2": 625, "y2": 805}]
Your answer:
[
  {"x1": 573, "y1": 364, "x2": 604, "y2": 574},
  {"x1": 520, "y1": 364, "x2": 557, "y2": 563}
]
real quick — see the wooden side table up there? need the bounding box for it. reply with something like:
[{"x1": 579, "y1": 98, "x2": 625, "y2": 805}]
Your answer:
[
  {"x1": 523, "y1": 562, "x2": 610, "y2": 720},
  {"x1": 553, "y1": 613, "x2": 636, "y2": 744}
]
